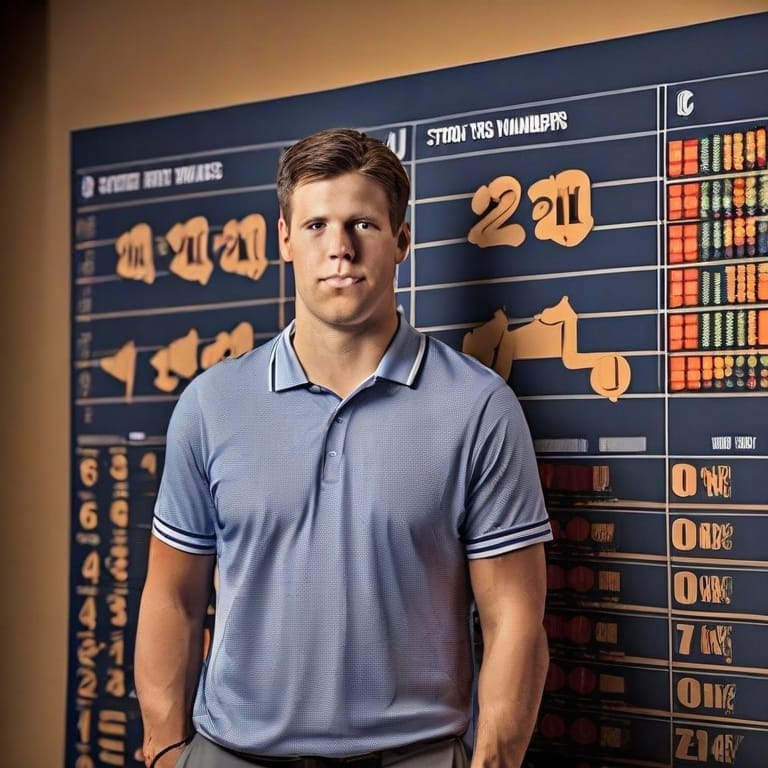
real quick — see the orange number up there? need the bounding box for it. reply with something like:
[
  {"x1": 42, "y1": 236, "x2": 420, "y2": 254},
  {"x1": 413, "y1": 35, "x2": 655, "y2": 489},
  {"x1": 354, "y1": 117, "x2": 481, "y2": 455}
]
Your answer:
[
  {"x1": 79, "y1": 501, "x2": 98, "y2": 530},
  {"x1": 81, "y1": 551, "x2": 100, "y2": 585},
  {"x1": 468, "y1": 176, "x2": 525, "y2": 248}
]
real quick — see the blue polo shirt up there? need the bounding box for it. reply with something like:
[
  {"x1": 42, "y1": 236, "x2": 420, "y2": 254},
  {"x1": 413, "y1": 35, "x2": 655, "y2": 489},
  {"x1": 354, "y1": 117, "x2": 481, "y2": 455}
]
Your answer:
[{"x1": 152, "y1": 314, "x2": 551, "y2": 756}]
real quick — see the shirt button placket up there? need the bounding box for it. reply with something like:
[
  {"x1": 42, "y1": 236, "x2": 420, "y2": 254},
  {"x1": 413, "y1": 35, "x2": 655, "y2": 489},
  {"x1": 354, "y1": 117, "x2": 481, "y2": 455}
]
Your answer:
[{"x1": 322, "y1": 410, "x2": 347, "y2": 484}]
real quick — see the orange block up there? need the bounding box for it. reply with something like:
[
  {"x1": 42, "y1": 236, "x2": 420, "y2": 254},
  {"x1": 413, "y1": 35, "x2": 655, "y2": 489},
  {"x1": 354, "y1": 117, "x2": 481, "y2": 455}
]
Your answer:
[
  {"x1": 683, "y1": 224, "x2": 699, "y2": 261},
  {"x1": 683, "y1": 183, "x2": 700, "y2": 218},
  {"x1": 668, "y1": 225, "x2": 683, "y2": 263},
  {"x1": 668, "y1": 186, "x2": 683, "y2": 220},
  {"x1": 668, "y1": 140, "x2": 683, "y2": 177},
  {"x1": 683, "y1": 139, "x2": 699, "y2": 176},
  {"x1": 759, "y1": 310, "x2": 768, "y2": 345}
]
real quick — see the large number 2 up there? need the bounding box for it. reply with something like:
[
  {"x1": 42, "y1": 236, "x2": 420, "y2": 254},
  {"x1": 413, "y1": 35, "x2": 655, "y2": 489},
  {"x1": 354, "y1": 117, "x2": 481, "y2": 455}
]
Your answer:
[{"x1": 468, "y1": 176, "x2": 525, "y2": 248}]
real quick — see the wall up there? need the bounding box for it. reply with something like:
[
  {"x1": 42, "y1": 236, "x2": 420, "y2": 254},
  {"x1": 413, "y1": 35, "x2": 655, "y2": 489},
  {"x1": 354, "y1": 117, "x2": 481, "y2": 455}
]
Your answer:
[{"x1": 1, "y1": 0, "x2": 764, "y2": 765}]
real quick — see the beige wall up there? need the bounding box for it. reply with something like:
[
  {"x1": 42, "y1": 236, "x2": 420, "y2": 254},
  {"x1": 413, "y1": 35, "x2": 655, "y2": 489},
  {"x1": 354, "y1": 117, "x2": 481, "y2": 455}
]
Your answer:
[{"x1": 1, "y1": 0, "x2": 765, "y2": 764}]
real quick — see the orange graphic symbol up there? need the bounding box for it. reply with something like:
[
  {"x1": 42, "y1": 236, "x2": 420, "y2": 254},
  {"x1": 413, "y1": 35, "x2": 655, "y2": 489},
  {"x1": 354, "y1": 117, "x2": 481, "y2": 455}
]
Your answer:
[
  {"x1": 528, "y1": 170, "x2": 594, "y2": 247},
  {"x1": 115, "y1": 223, "x2": 155, "y2": 284},
  {"x1": 462, "y1": 296, "x2": 631, "y2": 402},
  {"x1": 150, "y1": 329, "x2": 200, "y2": 392},
  {"x1": 166, "y1": 216, "x2": 214, "y2": 285},
  {"x1": 468, "y1": 175, "x2": 526, "y2": 248},
  {"x1": 200, "y1": 322, "x2": 255, "y2": 369},
  {"x1": 99, "y1": 341, "x2": 137, "y2": 400},
  {"x1": 214, "y1": 214, "x2": 268, "y2": 281}
]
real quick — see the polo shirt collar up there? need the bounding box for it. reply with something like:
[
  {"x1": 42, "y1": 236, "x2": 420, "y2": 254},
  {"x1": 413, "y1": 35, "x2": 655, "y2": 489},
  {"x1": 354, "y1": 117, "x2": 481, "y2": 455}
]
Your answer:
[{"x1": 268, "y1": 311, "x2": 427, "y2": 393}]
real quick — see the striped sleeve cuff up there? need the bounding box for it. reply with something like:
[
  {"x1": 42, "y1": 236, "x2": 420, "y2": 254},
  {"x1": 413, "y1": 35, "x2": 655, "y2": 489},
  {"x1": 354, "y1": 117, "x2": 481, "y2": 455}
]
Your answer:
[
  {"x1": 465, "y1": 519, "x2": 553, "y2": 559},
  {"x1": 152, "y1": 516, "x2": 217, "y2": 555}
]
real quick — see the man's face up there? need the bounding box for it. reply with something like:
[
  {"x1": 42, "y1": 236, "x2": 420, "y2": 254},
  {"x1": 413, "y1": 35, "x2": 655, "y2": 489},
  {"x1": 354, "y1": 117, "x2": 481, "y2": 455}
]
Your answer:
[{"x1": 278, "y1": 172, "x2": 409, "y2": 333}]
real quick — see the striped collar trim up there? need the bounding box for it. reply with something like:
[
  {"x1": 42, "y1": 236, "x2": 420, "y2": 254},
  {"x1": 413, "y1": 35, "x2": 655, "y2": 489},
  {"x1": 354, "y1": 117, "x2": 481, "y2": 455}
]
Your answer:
[{"x1": 268, "y1": 311, "x2": 428, "y2": 393}]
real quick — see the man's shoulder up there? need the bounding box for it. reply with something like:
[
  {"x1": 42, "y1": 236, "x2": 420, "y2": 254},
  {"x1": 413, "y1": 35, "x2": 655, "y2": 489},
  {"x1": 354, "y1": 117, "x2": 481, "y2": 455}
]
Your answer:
[
  {"x1": 422, "y1": 333, "x2": 508, "y2": 389},
  {"x1": 182, "y1": 334, "x2": 277, "y2": 399}
]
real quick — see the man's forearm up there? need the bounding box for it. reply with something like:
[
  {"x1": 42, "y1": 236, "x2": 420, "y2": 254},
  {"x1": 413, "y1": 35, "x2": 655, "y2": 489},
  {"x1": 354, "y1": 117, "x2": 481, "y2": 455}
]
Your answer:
[
  {"x1": 472, "y1": 623, "x2": 549, "y2": 768},
  {"x1": 134, "y1": 593, "x2": 205, "y2": 763}
]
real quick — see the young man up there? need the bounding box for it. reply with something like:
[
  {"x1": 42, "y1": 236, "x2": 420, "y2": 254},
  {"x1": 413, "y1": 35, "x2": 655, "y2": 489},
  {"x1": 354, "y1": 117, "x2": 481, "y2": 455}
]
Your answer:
[{"x1": 135, "y1": 128, "x2": 552, "y2": 768}]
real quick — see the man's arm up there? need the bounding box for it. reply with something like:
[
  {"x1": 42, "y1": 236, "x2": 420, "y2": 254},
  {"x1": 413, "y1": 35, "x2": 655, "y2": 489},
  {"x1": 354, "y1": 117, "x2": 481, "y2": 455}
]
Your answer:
[
  {"x1": 469, "y1": 542, "x2": 549, "y2": 768},
  {"x1": 135, "y1": 538, "x2": 215, "y2": 767}
]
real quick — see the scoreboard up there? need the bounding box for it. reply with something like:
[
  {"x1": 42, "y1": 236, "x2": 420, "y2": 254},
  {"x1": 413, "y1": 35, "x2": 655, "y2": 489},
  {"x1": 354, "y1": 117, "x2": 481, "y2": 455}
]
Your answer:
[{"x1": 68, "y1": 13, "x2": 768, "y2": 768}]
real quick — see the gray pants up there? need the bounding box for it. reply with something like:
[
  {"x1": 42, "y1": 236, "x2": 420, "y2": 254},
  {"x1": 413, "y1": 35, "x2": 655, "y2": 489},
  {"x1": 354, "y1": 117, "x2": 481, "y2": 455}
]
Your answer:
[{"x1": 176, "y1": 734, "x2": 468, "y2": 768}]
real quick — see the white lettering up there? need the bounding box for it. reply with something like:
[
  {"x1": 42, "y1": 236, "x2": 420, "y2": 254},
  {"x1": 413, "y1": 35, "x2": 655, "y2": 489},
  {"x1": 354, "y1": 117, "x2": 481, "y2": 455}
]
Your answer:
[
  {"x1": 173, "y1": 161, "x2": 224, "y2": 185},
  {"x1": 734, "y1": 436, "x2": 756, "y2": 449},
  {"x1": 142, "y1": 168, "x2": 173, "y2": 188},
  {"x1": 469, "y1": 120, "x2": 495, "y2": 140},
  {"x1": 386, "y1": 128, "x2": 407, "y2": 159},
  {"x1": 711, "y1": 436, "x2": 732, "y2": 450},
  {"x1": 495, "y1": 111, "x2": 568, "y2": 139},
  {"x1": 97, "y1": 173, "x2": 141, "y2": 195},
  {"x1": 425, "y1": 124, "x2": 467, "y2": 147}
]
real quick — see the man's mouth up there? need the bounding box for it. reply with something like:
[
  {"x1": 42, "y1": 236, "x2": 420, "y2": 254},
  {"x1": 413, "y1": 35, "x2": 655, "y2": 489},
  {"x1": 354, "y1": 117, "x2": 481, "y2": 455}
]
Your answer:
[{"x1": 322, "y1": 276, "x2": 363, "y2": 288}]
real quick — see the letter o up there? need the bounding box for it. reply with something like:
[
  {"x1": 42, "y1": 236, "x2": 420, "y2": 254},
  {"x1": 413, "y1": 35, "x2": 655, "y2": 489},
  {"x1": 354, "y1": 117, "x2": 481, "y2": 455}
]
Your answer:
[
  {"x1": 677, "y1": 677, "x2": 702, "y2": 709},
  {"x1": 671, "y1": 518, "x2": 697, "y2": 551},
  {"x1": 671, "y1": 463, "x2": 697, "y2": 498},
  {"x1": 674, "y1": 571, "x2": 698, "y2": 605}
]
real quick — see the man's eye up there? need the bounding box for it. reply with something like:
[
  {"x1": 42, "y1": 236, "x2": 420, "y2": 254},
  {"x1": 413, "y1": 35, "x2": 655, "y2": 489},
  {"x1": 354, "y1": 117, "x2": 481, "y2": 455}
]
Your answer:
[
  {"x1": 355, "y1": 221, "x2": 371, "y2": 230},
  {"x1": 308, "y1": 222, "x2": 324, "y2": 230}
]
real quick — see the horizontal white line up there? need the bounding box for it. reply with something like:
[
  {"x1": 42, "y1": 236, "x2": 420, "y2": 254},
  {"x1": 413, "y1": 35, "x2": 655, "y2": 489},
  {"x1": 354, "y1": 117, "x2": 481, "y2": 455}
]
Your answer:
[
  {"x1": 75, "y1": 295, "x2": 289, "y2": 322},
  {"x1": 414, "y1": 221, "x2": 657, "y2": 249},
  {"x1": 75, "y1": 260, "x2": 281, "y2": 286},
  {"x1": 75, "y1": 395, "x2": 180, "y2": 405},
  {"x1": 415, "y1": 129, "x2": 659, "y2": 165},
  {"x1": 595, "y1": 176, "x2": 659, "y2": 187},
  {"x1": 76, "y1": 435, "x2": 167, "y2": 447},
  {"x1": 671, "y1": 608, "x2": 768, "y2": 623},
  {"x1": 664, "y1": 66, "x2": 768, "y2": 90},
  {"x1": 73, "y1": 332, "x2": 277, "y2": 368},
  {"x1": 76, "y1": 138, "x2": 290, "y2": 175},
  {"x1": 518, "y1": 393, "x2": 657, "y2": 401},
  {"x1": 74, "y1": 238, "x2": 118, "y2": 249},
  {"x1": 665, "y1": 111, "x2": 768, "y2": 137},
  {"x1": 410, "y1": 263, "x2": 659, "y2": 291},
  {"x1": 415, "y1": 176, "x2": 658, "y2": 206},
  {"x1": 75, "y1": 182, "x2": 274, "y2": 214}
]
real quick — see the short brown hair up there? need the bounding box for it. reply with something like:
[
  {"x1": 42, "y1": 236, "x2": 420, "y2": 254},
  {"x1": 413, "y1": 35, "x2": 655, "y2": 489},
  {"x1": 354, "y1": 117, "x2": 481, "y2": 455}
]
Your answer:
[{"x1": 277, "y1": 128, "x2": 410, "y2": 232}]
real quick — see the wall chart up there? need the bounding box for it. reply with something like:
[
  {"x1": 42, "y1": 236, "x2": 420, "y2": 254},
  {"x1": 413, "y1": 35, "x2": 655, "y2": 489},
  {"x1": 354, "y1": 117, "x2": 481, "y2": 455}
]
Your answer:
[{"x1": 69, "y1": 13, "x2": 768, "y2": 767}]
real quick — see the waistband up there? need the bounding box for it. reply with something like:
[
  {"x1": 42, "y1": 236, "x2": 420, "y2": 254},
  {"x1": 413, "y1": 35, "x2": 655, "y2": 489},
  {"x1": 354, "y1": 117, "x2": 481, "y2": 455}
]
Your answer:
[{"x1": 214, "y1": 735, "x2": 460, "y2": 768}]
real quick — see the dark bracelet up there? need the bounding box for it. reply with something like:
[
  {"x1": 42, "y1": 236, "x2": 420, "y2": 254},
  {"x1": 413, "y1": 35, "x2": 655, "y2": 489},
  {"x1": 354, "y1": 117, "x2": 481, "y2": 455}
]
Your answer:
[{"x1": 149, "y1": 734, "x2": 194, "y2": 768}]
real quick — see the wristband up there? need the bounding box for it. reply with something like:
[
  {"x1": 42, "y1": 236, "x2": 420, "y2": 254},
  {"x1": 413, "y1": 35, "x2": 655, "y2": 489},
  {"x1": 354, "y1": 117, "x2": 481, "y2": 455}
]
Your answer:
[{"x1": 149, "y1": 734, "x2": 194, "y2": 768}]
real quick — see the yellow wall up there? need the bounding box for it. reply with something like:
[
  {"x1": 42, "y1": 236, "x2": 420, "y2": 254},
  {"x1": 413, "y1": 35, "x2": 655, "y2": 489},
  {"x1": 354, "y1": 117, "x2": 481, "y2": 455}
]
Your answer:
[{"x1": 1, "y1": 0, "x2": 765, "y2": 764}]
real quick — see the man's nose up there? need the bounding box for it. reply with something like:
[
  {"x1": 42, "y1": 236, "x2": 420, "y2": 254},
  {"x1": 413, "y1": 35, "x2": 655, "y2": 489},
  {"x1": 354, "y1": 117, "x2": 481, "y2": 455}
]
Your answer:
[{"x1": 328, "y1": 224, "x2": 356, "y2": 262}]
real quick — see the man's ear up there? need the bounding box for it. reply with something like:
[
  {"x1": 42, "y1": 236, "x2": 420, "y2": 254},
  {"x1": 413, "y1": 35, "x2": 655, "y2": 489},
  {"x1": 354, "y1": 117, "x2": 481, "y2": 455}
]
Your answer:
[
  {"x1": 395, "y1": 222, "x2": 411, "y2": 265},
  {"x1": 278, "y1": 216, "x2": 292, "y2": 263}
]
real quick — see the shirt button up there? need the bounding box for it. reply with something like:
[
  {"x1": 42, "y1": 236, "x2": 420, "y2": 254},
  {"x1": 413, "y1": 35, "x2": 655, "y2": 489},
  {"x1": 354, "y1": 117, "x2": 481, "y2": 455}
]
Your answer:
[{"x1": 328, "y1": 451, "x2": 337, "y2": 457}]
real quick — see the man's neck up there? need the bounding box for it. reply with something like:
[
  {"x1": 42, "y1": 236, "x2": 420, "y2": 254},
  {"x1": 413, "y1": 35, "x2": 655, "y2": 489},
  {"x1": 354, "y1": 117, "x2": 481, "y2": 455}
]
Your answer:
[{"x1": 291, "y1": 313, "x2": 399, "y2": 399}]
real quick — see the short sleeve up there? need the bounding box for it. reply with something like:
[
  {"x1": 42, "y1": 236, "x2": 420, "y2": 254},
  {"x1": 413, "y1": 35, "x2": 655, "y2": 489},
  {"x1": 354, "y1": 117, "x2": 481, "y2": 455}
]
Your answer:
[
  {"x1": 152, "y1": 383, "x2": 218, "y2": 554},
  {"x1": 462, "y1": 383, "x2": 552, "y2": 559}
]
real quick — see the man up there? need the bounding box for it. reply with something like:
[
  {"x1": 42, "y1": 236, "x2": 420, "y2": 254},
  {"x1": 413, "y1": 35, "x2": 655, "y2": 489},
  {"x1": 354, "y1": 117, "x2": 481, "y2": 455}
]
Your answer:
[{"x1": 135, "y1": 128, "x2": 551, "y2": 768}]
